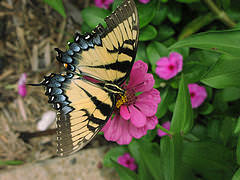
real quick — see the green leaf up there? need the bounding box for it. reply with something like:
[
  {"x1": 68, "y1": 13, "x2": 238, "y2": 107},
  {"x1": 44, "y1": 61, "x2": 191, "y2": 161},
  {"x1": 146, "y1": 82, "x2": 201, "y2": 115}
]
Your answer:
[
  {"x1": 186, "y1": 50, "x2": 220, "y2": 67},
  {"x1": 0, "y1": 160, "x2": 24, "y2": 166},
  {"x1": 169, "y1": 29, "x2": 240, "y2": 57},
  {"x1": 200, "y1": 55, "x2": 240, "y2": 88},
  {"x1": 80, "y1": 22, "x2": 91, "y2": 33},
  {"x1": 112, "y1": 0, "x2": 123, "y2": 11},
  {"x1": 136, "y1": 42, "x2": 148, "y2": 63},
  {"x1": 171, "y1": 74, "x2": 193, "y2": 134},
  {"x1": 153, "y1": 74, "x2": 164, "y2": 89},
  {"x1": 139, "y1": 25, "x2": 157, "y2": 41},
  {"x1": 156, "y1": 25, "x2": 175, "y2": 41},
  {"x1": 220, "y1": 117, "x2": 233, "y2": 145},
  {"x1": 233, "y1": 169, "x2": 240, "y2": 180},
  {"x1": 81, "y1": 7, "x2": 110, "y2": 29},
  {"x1": 183, "y1": 61, "x2": 208, "y2": 83},
  {"x1": 151, "y1": 4, "x2": 167, "y2": 26},
  {"x1": 198, "y1": 103, "x2": 214, "y2": 115},
  {"x1": 176, "y1": 0, "x2": 200, "y2": 3},
  {"x1": 137, "y1": 0, "x2": 157, "y2": 28},
  {"x1": 139, "y1": 141, "x2": 162, "y2": 180},
  {"x1": 183, "y1": 141, "x2": 234, "y2": 180},
  {"x1": 111, "y1": 159, "x2": 138, "y2": 180},
  {"x1": 234, "y1": 117, "x2": 240, "y2": 134},
  {"x1": 138, "y1": 160, "x2": 154, "y2": 180},
  {"x1": 103, "y1": 146, "x2": 128, "y2": 167},
  {"x1": 160, "y1": 135, "x2": 184, "y2": 180},
  {"x1": 170, "y1": 47, "x2": 189, "y2": 59},
  {"x1": 178, "y1": 12, "x2": 216, "y2": 40},
  {"x1": 167, "y1": 3, "x2": 182, "y2": 24},
  {"x1": 146, "y1": 41, "x2": 169, "y2": 66},
  {"x1": 128, "y1": 140, "x2": 154, "y2": 180},
  {"x1": 221, "y1": 87, "x2": 240, "y2": 102},
  {"x1": 43, "y1": 0, "x2": 66, "y2": 18},
  {"x1": 156, "y1": 88, "x2": 176, "y2": 119}
]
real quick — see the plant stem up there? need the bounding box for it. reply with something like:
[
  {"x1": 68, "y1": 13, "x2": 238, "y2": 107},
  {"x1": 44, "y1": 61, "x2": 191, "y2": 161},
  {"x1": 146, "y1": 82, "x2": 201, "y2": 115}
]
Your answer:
[
  {"x1": 156, "y1": 124, "x2": 174, "y2": 136},
  {"x1": 202, "y1": 0, "x2": 236, "y2": 28}
]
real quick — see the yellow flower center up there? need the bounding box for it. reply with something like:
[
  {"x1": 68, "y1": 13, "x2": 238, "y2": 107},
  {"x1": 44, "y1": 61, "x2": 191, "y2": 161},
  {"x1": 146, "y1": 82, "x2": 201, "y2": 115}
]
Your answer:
[{"x1": 116, "y1": 94, "x2": 128, "y2": 109}]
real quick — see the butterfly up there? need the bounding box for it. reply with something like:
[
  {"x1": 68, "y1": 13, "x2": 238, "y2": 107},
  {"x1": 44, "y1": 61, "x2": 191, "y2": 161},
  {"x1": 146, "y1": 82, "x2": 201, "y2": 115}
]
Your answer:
[{"x1": 38, "y1": 0, "x2": 139, "y2": 156}]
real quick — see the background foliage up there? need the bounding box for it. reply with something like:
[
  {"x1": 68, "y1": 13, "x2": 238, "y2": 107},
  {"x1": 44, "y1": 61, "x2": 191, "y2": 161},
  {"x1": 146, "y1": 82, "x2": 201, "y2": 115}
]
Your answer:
[{"x1": 44, "y1": 0, "x2": 240, "y2": 179}]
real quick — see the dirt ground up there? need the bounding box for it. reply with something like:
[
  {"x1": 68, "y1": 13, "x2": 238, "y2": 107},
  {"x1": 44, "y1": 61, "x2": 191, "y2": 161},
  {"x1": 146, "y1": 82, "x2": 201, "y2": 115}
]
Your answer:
[{"x1": 0, "y1": 0, "x2": 114, "y2": 176}]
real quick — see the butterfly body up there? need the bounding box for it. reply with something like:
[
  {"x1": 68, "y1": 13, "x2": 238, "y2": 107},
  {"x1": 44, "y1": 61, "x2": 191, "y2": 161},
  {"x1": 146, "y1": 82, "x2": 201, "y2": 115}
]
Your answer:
[{"x1": 39, "y1": 0, "x2": 139, "y2": 156}]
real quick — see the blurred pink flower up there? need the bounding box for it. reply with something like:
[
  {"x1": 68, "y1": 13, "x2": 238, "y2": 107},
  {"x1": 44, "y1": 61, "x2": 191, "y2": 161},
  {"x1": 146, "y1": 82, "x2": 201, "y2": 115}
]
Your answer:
[
  {"x1": 117, "y1": 153, "x2": 137, "y2": 171},
  {"x1": 155, "y1": 52, "x2": 183, "y2": 80},
  {"x1": 18, "y1": 73, "x2": 27, "y2": 97},
  {"x1": 138, "y1": 0, "x2": 150, "y2": 4},
  {"x1": 157, "y1": 121, "x2": 170, "y2": 137},
  {"x1": 101, "y1": 60, "x2": 161, "y2": 145},
  {"x1": 95, "y1": 0, "x2": 113, "y2": 9},
  {"x1": 188, "y1": 84, "x2": 207, "y2": 108}
]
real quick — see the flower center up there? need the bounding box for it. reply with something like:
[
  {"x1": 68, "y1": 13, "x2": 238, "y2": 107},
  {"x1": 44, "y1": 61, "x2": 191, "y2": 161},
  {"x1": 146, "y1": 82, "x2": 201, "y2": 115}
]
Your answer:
[
  {"x1": 168, "y1": 64, "x2": 175, "y2": 71},
  {"x1": 190, "y1": 92, "x2": 196, "y2": 98},
  {"x1": 116, "y1": 89, "x2": 136, "y2": 109},
  {"x1": 126, "y1": 160, "x2": 131, "y2": 165}
]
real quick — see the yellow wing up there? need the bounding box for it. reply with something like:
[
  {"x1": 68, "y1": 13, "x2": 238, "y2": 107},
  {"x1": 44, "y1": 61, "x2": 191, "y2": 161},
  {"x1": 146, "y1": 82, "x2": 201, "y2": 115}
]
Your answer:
[
  {"x1": 55, "y1": 0, "x2": 139, "y2": 85},
  {"x1": 41, "y1": 73, "x2": 115, "y2": 156}
]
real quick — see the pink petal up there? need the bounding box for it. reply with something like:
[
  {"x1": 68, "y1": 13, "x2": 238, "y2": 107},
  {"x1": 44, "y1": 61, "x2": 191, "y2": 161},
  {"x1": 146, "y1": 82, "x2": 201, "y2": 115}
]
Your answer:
[
  {"x1": 157, "y1": 129, "x2": 168, "y2": 137},
  {"x1": 137, "y1": 88, "x2": 161, "y2": 104},
  {"x1": 145, "y1": 116, "x2": 158, "y2": 130},
  {"x1": 101, "y1": 117, "x2": 111, "y2": 132},
  {"x1": 128, "y1": 60, "x2": 148, "y2": 89},
  {"x1": 18, "y1": 85, "x2": 27, "y2": 97},
  {"x1": 120, "y1": 105, "x2": 130, "y2": 120},
  {"x1": 162, "y1": 121, "x2": 171, "y2": 129},
  {"x1": 18, "y1": 73, "x2": 27, "y2": 85},
  {"x1": 116, "y1": 119, "x2": 132, "y2": 145},
  {"x1": 155, "y1": 66, "x2": 176, "y2": 80},
  {"x1": 134, "y1": 73, "x2": 155, "y2": 92},
  {"x1": 118, "y1": 153, "x2": 130, "y2": 167},
  {"x1": 132, "y1": 60, "x2": 148, "y2": 73},
  {"x1": 134, "y1": 100, "x2": 158, "y2": 117},
  {"x1": 117, "y1": 153, "x2": 137, "y2": 171},
  {"x1": 129, "y1": 123, "x2": 147, "y2": 138},
  {"x1": 138, "y1": 0, "x2": 150, "y2": 4},
  {"x1": 102, "y1": 115, "x2": 122, "y2": 142},
  {"x1": 188, "y1": 84, "x2": 207, "y2": 108},
  {"x1": 128, "y1": 105, "x2": 146, "y2": 128},
  {"x1": 156, "y1": 57, "x2": 169, "y2": 66},
  {"x1": 156, "y1": 52, "x2": 183, "y2": 80},
  {"x1": 169, "y1": 52, "x2": 183, "y2": 73},
  {"x1": 94, "y1": 0, "x2": 113, "y2": 9},
  {"x1": 127, "y1": 66, "x2": 145, "y2": 89},
  {"x1": 128, "y1": 163, "x2": 137, "y2": 171}
]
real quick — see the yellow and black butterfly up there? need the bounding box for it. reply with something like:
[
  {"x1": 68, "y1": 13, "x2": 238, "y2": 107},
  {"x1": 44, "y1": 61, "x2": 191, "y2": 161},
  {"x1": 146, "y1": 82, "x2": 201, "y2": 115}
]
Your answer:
[{"x1": 39, "y1": 0, "x2": 139, "y2": 156}]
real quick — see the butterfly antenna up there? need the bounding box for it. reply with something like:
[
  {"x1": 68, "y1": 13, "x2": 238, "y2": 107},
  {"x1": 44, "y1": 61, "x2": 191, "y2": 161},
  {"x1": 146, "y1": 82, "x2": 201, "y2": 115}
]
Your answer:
[{"x1": 27, "y1": 83, "x2": 42, "y2": 86}]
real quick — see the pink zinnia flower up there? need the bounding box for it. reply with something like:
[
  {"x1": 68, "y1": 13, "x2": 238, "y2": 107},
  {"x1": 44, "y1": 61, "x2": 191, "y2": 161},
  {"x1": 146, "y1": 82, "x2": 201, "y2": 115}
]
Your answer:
[
  {"x1": 94, "y1": 0, "x2": 113, "y2": 9},
  {"x1": 117, "y1": 153, "x2": 137, "y2": 171},
  {"x1": 18, "y1": 73, "x2": 27, "y2": 97},
  {"x1": 138, "y1": 0, "x2": 150, "y2": 4},
  {"x1": 155, "y1": 52, "x2": 183, "y2": 80},
  {"x1": 157, "y1": 121, "x2": 170, "y2": 137},
  {"x1": 101, "y1": 60, "x2": 161, "y2": 145},
  {"x1": 188, "y1": 84, "x2": 207, "y2": 108}
]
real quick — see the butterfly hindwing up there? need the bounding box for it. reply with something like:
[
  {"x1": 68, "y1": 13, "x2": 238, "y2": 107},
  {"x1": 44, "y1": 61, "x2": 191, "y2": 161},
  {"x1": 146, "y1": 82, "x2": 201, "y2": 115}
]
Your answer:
[
  {"x1": 41, "y1": 73, "x2": 115, "y2": 156},
  {"x1": 55, "y1": 0, "x2": 139, "y2": 85}
]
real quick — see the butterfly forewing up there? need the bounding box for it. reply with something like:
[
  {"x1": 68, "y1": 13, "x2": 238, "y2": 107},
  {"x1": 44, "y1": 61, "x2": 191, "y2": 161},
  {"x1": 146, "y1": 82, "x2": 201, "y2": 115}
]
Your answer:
[
  {"x1": 56, "y1": 0, "x2": 139, "y2": 85},
  {"x1": 40, "y1": 0, "x2": 139, "y2": 156}
]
